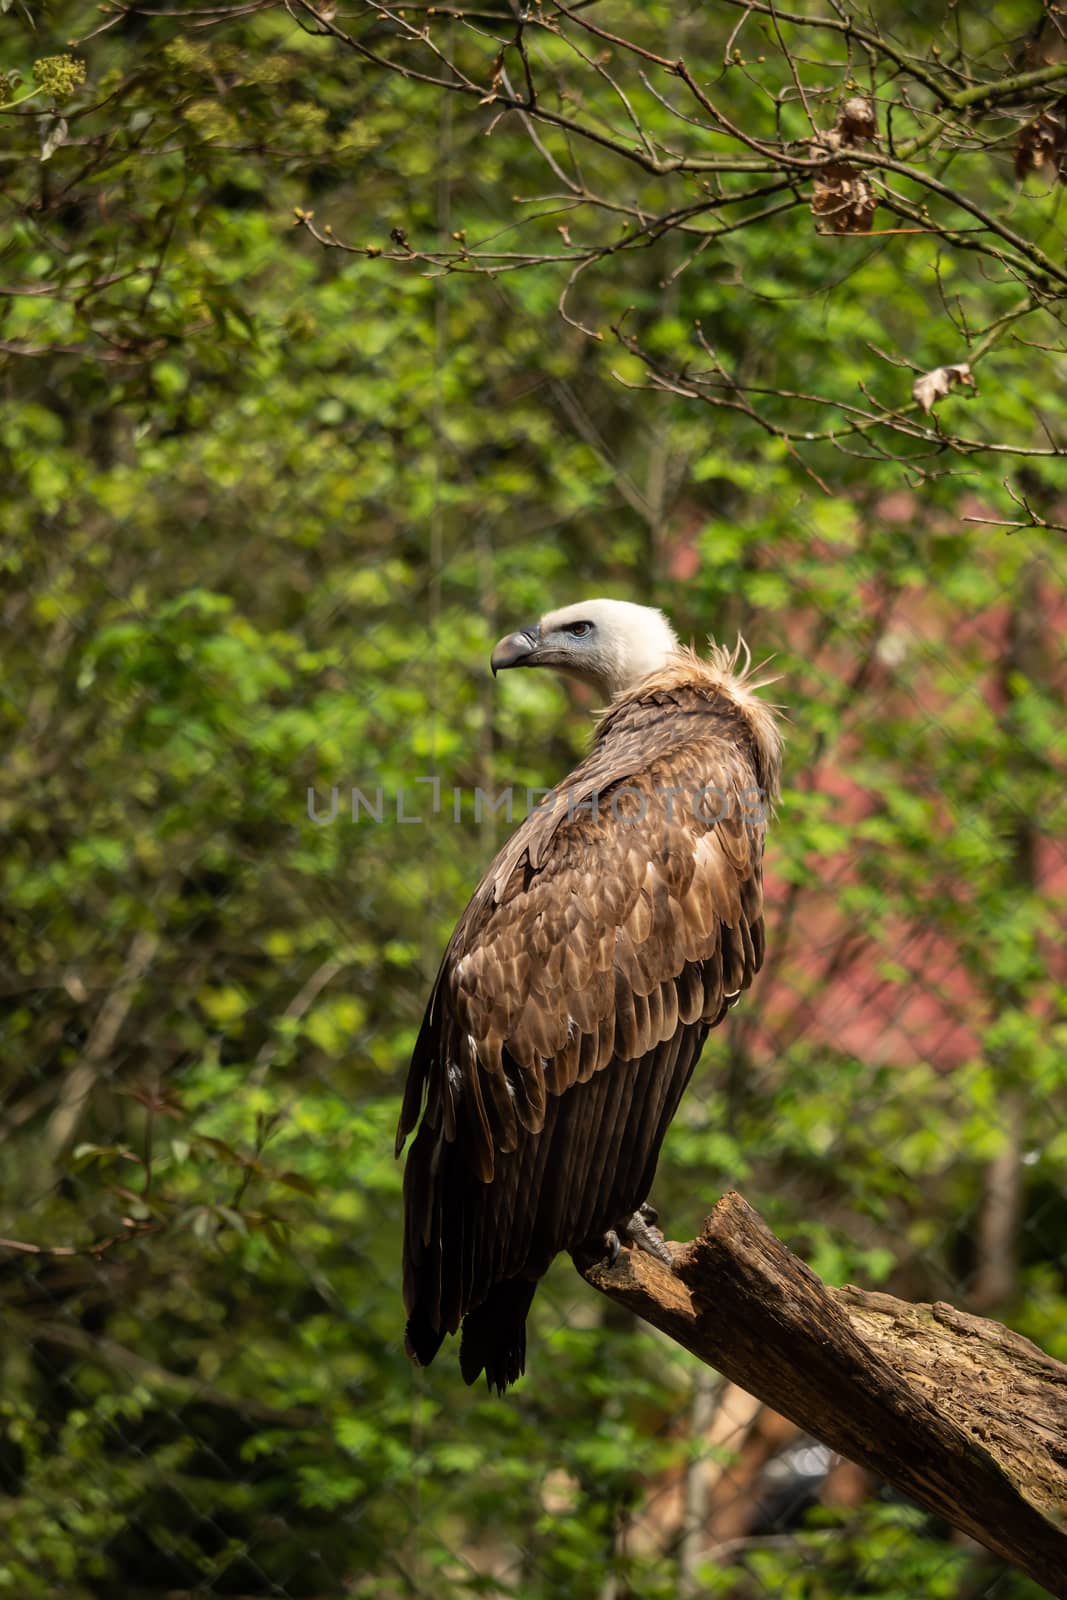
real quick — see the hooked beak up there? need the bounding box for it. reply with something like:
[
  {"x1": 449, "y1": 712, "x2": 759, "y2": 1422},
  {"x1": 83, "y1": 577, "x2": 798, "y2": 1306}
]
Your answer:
[{"x1": 491, "y1": 624, "x2": 540, "y2": 676}]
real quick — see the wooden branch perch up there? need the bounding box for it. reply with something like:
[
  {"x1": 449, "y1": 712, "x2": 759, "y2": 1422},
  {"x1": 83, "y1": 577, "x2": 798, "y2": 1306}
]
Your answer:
[{"x1": 578, "y1": 1192, "x2": 1067, "y2": 1597}]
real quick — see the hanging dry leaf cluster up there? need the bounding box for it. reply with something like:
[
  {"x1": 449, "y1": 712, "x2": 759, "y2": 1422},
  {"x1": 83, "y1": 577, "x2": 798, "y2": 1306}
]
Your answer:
[
  {"x1": 811, "y1": 96, "x2": 878, "y2": 235},
  {"x1": 1015, "y1": 108, "x2": 1067, "y2": 179}
]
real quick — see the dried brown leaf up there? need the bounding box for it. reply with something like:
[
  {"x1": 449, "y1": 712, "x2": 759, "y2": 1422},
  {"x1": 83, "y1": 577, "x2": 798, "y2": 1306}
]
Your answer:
[
  {"x1": 912, "y1": 362, "x2": 975, "y2": 414},
  {"x1": 1015, "y1": 111, "x2": 1066, "y2": 180},
  {"x1": 839, "y1": 95, "x2": 877, "y2": 143},
  {"x1": 811, "y1": 162, "x2": 877, "y2": 233}
]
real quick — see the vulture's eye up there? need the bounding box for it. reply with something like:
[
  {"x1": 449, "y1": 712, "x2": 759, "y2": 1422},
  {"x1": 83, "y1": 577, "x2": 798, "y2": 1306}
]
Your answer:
[{"x1": 563, "y1": 621, "x2": 593, "y2": 638}]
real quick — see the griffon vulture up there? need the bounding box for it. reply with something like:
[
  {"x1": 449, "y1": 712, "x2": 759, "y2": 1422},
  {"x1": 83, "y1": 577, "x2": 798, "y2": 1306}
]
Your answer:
[{"x1": 396, "y1": 599, "x2": 782, "y2": 1392}]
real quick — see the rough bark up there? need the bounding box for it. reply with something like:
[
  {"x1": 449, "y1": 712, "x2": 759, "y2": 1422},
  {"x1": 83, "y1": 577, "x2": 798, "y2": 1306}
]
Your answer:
[{"x1": 577, "y1": 1191, "x2": 1067, "y2": 1597}]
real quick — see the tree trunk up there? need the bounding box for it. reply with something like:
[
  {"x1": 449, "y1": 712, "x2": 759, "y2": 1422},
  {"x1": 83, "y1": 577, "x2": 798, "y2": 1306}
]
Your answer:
[{"x1": 577, "y1": 1191, "x2": 1067, "y2": 1598}]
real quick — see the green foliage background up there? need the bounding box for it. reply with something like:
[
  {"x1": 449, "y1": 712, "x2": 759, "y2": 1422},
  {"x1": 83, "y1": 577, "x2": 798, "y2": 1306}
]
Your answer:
[{"x1": 0, "y1": 3, "x2": 1064, "y2": 1596}]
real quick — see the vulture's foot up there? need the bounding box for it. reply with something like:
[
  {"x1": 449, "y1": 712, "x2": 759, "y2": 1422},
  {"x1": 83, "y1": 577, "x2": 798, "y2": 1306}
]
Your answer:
[
  {"x1": 571, "y1": 1208, "x2": 670, "y2": 1274},
  {"x1": 571, "y1": 1227, "x2": 622, "y2": 1272},
  {"x1": 619, "y1": 1203, "x2": 673, "y2": 1267}
]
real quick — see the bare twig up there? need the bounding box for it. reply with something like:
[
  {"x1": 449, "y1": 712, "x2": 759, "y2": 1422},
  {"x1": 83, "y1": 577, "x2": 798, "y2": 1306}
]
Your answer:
[{"x1": 44, "y1": 930, "x2": 162, "y2": 1161}]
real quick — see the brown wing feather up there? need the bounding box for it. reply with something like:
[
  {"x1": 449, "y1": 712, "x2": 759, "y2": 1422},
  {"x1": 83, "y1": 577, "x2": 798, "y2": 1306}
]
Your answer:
[{"x1": 400, "y1": 679, "x2": 778, "y2": 1387}]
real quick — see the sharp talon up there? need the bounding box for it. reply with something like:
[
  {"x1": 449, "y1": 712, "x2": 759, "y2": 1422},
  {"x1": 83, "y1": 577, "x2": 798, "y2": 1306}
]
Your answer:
[
  {"x1": 570, "y1": 1227, "x2": 623, "y2": 1274},
  {"x1": 619, "y1": 1208, "x2": 673, "y2": 1267}
]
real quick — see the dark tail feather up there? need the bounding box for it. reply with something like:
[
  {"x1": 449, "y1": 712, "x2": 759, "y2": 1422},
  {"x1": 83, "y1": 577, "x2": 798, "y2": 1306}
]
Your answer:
[
  {"x1": 405, "y1": 1305, "x2": 446, "y2": 1369},
  {"x1": 459, "y1": 1279, "x2": 537, "y2": 1394}
]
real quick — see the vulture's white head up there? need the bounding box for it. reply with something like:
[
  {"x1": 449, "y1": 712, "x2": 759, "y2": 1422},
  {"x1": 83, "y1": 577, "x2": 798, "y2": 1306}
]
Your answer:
[{"x1": 491, "y1": 599, "x2": 680, "y2": 700}]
